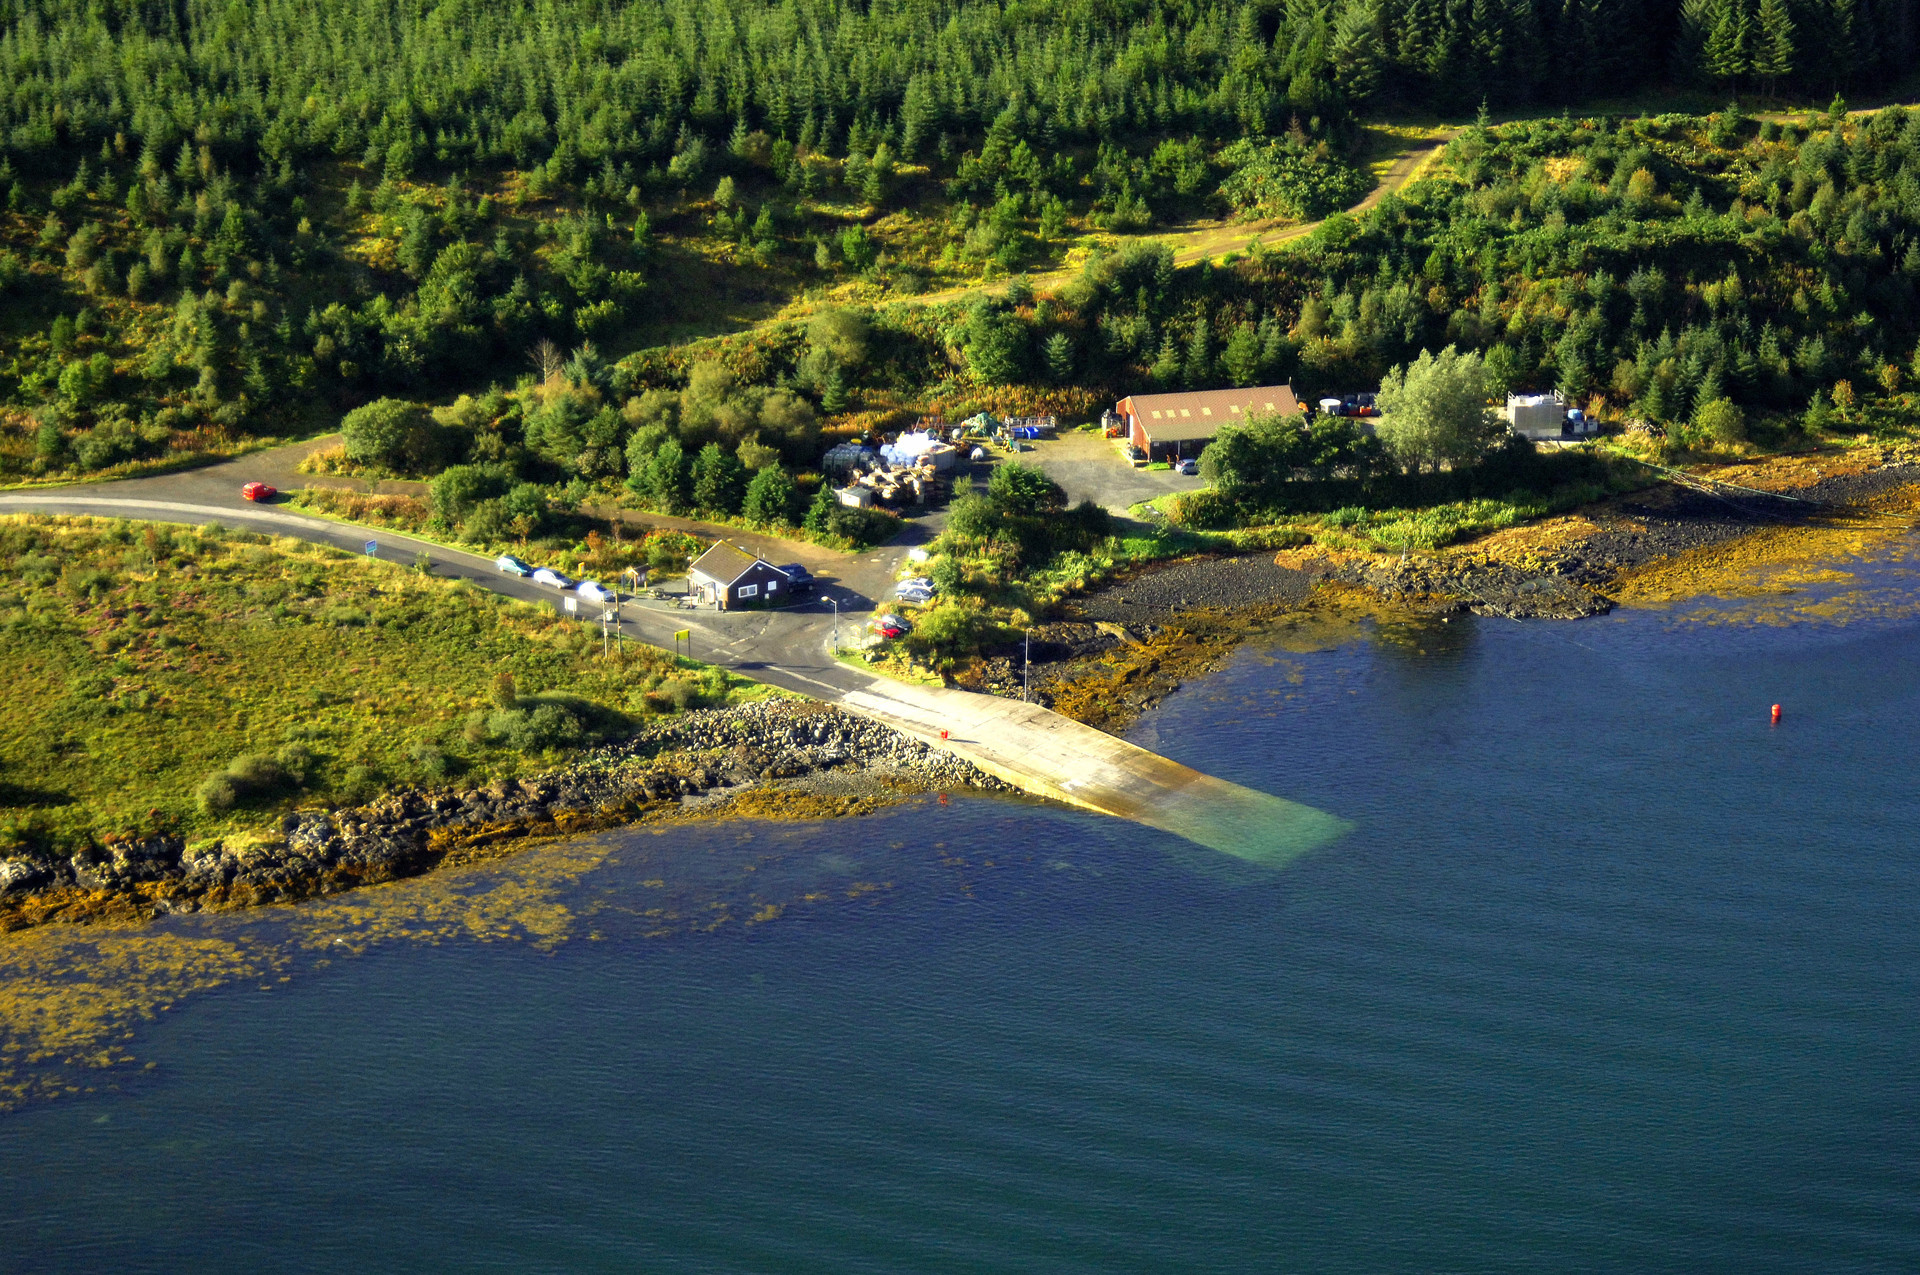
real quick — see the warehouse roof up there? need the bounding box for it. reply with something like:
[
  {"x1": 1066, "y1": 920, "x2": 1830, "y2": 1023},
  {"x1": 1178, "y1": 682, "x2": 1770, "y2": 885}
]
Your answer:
[{"x1": 1116, "y1": 385, "x2": 1302, "y2": 441}]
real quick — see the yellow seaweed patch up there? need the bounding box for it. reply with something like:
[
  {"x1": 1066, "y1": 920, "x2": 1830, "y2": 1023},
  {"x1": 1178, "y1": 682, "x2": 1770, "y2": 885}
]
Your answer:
[
  {"x1": 1611, "y1": 494, "x2": 1920, "y2": 608},
  {"x1": 0, "y1": 926, "x2": 283, "y2": 1110}
]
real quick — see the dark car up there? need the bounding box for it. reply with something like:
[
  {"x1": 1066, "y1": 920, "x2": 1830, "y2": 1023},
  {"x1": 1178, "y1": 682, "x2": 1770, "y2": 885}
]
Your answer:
[{"x1": 777, "y1": 563, "x2": 816, "y2": 596}]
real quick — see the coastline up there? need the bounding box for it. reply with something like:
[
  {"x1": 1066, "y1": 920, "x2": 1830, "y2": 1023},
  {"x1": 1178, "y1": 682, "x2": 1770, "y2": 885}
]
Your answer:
[
  {"x1": 0, "y1": 700, "x2": 1010, "y2": 933},
  {"x1": 967, "y1": 446, "x2": 1920, "y2": 732}
]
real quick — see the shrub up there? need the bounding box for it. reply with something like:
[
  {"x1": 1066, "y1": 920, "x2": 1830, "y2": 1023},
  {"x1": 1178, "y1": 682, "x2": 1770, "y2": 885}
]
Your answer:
[
  {"x1": 1217, "y1": 138, "x2": 1369, "y2": 221},
  {"x1": 824, "y1": 504, "x2": 899, "y2": 548},
  {"x1": 487, "y1": 701, "x2": 585, "y2": 753},
  {"x1": 193, "y1": 746, "x2": 309, "y2": 814},
  {"x1": 743, "y1": 464, "x2": 797, "y2": 525},
  {"x1": 1694, "y1": 397, "x2": 1746, "y2": 445},
  {"x1": 194, "y1": 773, "x2": 240, "y2": 814},
  {"x1": 341, "y1": 398, "x2": 443, "y2": 472},
  {"x1": 408, "y1": 742, "x2": 458, "y2": 782}
]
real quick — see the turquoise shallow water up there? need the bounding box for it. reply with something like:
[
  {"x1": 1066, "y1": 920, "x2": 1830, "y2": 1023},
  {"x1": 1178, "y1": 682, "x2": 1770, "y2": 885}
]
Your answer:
[{"x1": 2, "y1": 570, "x2": 1919, "y2": 1272}]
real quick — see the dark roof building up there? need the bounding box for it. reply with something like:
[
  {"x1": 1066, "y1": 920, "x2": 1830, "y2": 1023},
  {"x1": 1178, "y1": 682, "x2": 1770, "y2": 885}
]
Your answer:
[
  {"x1": 1115, "y1": 385, "x2": 1303, "y2": 460},
  {"x1": 687, "y1": 541, "x2": 794, "y2": 611}
]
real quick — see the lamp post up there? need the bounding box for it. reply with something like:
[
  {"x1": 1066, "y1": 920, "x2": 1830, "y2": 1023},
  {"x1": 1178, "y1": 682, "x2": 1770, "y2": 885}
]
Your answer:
[
  {"x1": 830, "y1": 597, "x2": 840, "y2": 655},
  {"x1": 1023, "y1": 627, "x2": 1031, "y2": 702}
]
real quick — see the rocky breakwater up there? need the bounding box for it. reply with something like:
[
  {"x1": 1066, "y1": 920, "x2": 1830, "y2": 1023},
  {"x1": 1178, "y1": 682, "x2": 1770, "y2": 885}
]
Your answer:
[{"x1": 0, "y1": 700, "x2": 1007, "y2": 931}]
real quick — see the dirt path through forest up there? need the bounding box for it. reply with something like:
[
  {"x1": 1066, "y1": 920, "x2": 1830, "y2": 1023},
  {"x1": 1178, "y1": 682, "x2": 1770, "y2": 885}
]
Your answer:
[{"x1": 884, "y1": 128, "x2": 1464, "y2": 314}]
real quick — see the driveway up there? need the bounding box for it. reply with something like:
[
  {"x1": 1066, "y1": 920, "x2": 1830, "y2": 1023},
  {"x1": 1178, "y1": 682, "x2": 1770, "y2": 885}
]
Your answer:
[{"x1": 1021, "y1": 430, "x2": 1206, "y2": 516}]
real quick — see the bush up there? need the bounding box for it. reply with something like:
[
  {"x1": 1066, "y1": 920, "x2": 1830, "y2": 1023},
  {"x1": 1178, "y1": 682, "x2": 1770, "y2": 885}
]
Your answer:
[
  {"x1": 192, "y1": 745, "x2": 311, "y2": 814},
  {"x1": 824, "y1": 504, "x2": 899, "y2": 548},
  {"x1": 408, "y1": 742, "x2": 459, "y2": 782},
  {"x1": 487, "y1": 700, "x2": 585, "y2": 753},
  {"x1": 743, "y1": 464, "x2": 797, "y2": 525},
  {"x1": 194, "y1": 773, "x2": 240, "y2": 814},
  {"x1": 1694, "y1": 397, "x2": 1746, "y2": 445},
  {"x1": 986, "y1": 461, "x2": 1065, "y2": 515},
  {"x1": 1217, "y1": 138, "x2": 1369, "y2": 221},
  {"x1": 341, "y1": 398, "x2": 443, "y2": 473}
]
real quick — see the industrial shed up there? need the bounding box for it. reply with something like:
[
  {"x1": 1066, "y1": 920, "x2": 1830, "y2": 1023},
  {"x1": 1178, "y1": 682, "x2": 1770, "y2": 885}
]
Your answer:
[{"x1": 1114, "y1": 385, "x2": 1304, "y2": 461}]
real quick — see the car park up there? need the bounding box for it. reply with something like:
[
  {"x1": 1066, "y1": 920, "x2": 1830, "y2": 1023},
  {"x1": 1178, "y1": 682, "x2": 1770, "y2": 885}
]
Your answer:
[
  {"x1": 577, "y1": 581, "x2": 612, "y2": 604},
  {"x1": 495, "y1": 555, "x2": 532, "y2": 577},
  {"x1": 531, "y1": 568, "x2": 574, "y2": 589},
  {"x1": 241, "y1": 481, "x2": 276, "y2": 501}
]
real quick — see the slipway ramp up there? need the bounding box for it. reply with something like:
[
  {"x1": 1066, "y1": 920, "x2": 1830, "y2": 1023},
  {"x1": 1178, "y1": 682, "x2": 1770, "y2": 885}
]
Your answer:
[{"x1": 839, "y1": 678, "x2": 1350, "y2": 867}]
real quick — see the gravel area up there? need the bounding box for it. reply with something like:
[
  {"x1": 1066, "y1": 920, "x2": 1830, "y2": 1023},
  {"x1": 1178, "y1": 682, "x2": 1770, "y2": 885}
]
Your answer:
[{"x1": 1076, "y1": 554, "x2": 1319, "y2": 622}]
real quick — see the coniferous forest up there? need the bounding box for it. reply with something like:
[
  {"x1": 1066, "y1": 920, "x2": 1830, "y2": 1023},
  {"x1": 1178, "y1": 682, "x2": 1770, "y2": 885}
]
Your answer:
[{"x1": 0, "y1": 0, "x2": 1916, "y2": 487}]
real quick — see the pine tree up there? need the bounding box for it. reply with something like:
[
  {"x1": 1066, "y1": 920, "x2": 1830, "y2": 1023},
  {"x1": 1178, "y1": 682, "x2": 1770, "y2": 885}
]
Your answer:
[
  {"x1": 803, "y1": 482, "x2": 837, "y2": 535},
  {"x1": 1330, "y1": 0, "x2": 1385, "y2": 108},
  {"x1": 1702, "y1": 0, "x2": 1752, "y2": 87},
  {"x1": 1043, "y1": 331, "x2": 1075, "y2": 382},
  {"x1": 1185, "y1": 314, "x2": 1212, "y2": 385},
  {"x1": 690, "y1": 441, "x2": 745, "y2": 515},
  {"x1": 1753, "y1": 0, "x2": 1796, "y2": 96},
  {"x1": 642, "y1": 438, "x2": 689, "y2": 512},
  {"x1": 743, "y1": 464, "x2": 796, "y2": 526},
  {"x1": 1222, "y1": 323, "x2": 1263, "y2": 386}
]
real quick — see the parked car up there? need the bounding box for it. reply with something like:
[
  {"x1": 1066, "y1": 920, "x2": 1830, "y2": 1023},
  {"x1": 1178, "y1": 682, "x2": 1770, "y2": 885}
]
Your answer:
[
  {"x1": 776, "y1": 564, "x2": 815, "y2": 596},
  {"x1": 577, "y1": 581, "x2": 612, "y2": 604},
  {"x1": 495, "y1": 555, "x2": 533, "y2": 577},
  {"x1": 869, "y1": 613, "x2": 911, "y2": 639},
  {"x1": 894, "y1": 588, "x2": 934, "y2": 606},
  {"x1": 531, "y1": 567, "x2": 574, "y2": 589},
  {"x1": 241, "y1": 481, "x2": 276, "y2": 501},
  {"x1": 1174, "y1": 458, "x2": 1199, "y2": 476}
]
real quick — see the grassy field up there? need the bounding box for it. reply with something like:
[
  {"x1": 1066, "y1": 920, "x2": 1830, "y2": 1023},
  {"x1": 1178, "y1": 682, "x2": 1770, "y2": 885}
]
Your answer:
[{"x1": 0, "y1": 516, "x2": 759, "y2": 858}]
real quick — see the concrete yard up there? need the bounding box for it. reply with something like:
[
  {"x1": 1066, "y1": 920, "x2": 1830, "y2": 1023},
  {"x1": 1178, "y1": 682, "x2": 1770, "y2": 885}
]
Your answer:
[{"x1": 1022, "y1": 429, "x2": 1206, "y2": 516}]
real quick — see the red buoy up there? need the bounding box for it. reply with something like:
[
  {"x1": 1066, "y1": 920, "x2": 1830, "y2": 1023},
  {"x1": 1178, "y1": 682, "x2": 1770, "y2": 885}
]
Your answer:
[
  {"x1": 939, "y1": 729, "x2": 949, "y2": 740},
  {"x1": 1771, "y1": 704, "x2": 1783, "y2": 724}
]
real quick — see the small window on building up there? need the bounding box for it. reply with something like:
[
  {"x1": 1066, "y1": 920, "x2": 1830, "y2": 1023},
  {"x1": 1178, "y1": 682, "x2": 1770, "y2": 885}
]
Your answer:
[
  {"x1": 1180, "y1": 409, "x2": 1191, "y2": 417},
  {"x1": 1151, "y1": 410, "x2": 1163, "y2": 419},
  {"x1": 738, "y1": 583, "x2": 759, "y2": 598},
  {"x1": 1229, "y1": 405, "x2": 1241, "y2": 413},
  {"x1": 1263, "y1": 402, "x2": 1274, "y2": 410},
  {"x1": 1201, "y1": 407, "x2": 1212, "y2": 416},
  {"x1": 766, "y1": 580, "x2": 778, "y2": 591}
]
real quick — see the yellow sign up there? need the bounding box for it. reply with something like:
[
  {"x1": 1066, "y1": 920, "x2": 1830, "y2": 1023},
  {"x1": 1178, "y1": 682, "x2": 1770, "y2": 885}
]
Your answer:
[{"x1": 673, "y1": 629, "x2": 690, "y2": 642}]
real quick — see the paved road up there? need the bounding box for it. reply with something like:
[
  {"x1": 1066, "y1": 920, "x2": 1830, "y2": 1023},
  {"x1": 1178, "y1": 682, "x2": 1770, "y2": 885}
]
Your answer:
[{"x1": 0, "y1": 452, "x2": 1345, "y2": 860}]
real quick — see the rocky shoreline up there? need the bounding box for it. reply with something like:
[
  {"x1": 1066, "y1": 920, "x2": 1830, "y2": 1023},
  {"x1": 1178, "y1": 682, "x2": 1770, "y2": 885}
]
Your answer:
[
  {"x1": 961, "y1": 451, "x2": 1920, "y2": 726},
  {"x1": 0, "y1": 700, "x2": 1008, "y2": 931}
]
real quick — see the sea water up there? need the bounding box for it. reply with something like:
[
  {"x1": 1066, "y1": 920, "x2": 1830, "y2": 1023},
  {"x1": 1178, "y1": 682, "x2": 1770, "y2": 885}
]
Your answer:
[{"x1": 0, "y1": 567, "x2": 1917, "y2": 1272}]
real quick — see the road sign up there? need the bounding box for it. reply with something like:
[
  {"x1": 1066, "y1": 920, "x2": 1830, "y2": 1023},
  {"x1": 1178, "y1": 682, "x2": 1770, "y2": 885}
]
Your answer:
[
  {"x1": 673, "y1": 628, "x2": 690, "y2": 642},
  {"x1": 563, "y1": 596, "x2": 577, "y2": 613},
  {"x1": 364, "y1": 540, "x2": 378, "y2": 557}
]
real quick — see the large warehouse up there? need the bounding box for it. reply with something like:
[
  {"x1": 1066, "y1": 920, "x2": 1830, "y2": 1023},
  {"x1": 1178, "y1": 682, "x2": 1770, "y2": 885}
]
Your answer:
[{"x1": 1114, "y1": 385, "x2": 1303, "y2": 462}]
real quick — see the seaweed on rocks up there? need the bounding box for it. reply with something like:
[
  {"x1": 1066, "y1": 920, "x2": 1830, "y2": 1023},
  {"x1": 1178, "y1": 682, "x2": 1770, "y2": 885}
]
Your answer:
[{"x1": 0, "y1": 701, "x2": 1010, "y2": 932}]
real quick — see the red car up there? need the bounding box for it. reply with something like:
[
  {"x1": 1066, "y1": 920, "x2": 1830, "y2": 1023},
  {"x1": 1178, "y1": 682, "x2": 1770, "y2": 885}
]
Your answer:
[{"x1": 241, "y1": 481, "x2": 276, "y2": 502}]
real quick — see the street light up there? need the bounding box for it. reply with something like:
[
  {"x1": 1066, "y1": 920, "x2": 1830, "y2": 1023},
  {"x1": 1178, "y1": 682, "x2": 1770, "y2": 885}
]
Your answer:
[
  {"x1": 830, "y1": 596, "x2": 840, "y2": 655},
  {"x1": 1023, "y1": 627, "x2": 1031, "y2": 702}
]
